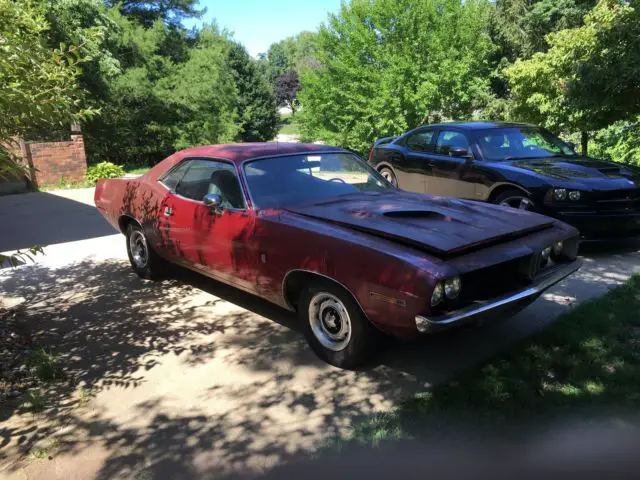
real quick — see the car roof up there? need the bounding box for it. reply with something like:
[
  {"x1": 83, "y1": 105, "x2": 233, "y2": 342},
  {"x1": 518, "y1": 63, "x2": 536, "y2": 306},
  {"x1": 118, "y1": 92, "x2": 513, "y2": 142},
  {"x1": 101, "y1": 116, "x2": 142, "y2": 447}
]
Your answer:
[
  {"x1": 409, "y1": 121, "x2": 535, "y2": 131},
  {"x1": 173, "y1": 142, "x2": 348, "y2": 165}
]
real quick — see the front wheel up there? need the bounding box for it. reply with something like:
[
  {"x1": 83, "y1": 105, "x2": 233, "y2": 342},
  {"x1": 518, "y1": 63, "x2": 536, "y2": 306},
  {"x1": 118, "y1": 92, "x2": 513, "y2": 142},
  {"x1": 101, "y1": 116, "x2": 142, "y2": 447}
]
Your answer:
[
  {"x1": 378, "y1": 167, "x2": 398, "y2": 187},
  {"x1": 298, "y1": 280, "x2": 380, "y2": 369},
  {"x1": 125, "y1": 224, "x2": 169, "y2": 280},
  {"x1": 493, "y1": 189, "x2": 536, "y2": 212}
]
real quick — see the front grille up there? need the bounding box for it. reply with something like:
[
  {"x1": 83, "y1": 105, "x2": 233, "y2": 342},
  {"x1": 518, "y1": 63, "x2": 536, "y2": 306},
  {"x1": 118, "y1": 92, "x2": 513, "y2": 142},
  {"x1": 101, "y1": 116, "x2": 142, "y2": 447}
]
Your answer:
[{"x1": 594, "y1": 188, "x2": 640, "y2": 213}]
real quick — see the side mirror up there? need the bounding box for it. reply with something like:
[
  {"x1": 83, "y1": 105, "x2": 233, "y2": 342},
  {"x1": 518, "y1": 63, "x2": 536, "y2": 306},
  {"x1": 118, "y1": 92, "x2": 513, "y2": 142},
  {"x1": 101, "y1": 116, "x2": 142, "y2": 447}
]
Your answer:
[
  {"x1": 203, "y1": 193, "x2": 223, "y2": 213},
  {"x1": 449, "y1": 147, "x2": 473, "y2": 160}
]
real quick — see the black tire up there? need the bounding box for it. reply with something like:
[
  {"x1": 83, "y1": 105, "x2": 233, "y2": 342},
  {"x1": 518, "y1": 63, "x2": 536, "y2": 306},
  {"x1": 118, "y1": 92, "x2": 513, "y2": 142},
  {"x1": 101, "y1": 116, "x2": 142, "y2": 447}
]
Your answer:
[
  {"x1": 298, "y1": 279, "x2": 380, "y2": 369},
  {"x1": 378, "y1": 166, "x2": 398, "y2": 187},
  {"x1": 125, "y1": 223, "x2": 169, "y2": 280},
  {"x1": 493, "y1": 188, "x2": 537, "y2": 212}
]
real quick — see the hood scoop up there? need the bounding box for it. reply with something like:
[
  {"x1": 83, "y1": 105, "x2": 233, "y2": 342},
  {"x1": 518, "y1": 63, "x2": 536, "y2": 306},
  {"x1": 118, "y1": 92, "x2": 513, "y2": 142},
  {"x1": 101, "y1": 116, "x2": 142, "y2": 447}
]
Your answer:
[
  {"x1": 285, "y1": 192, "x2": 554, "y2": 257},
  {"x1": 380, "y1": 209, "x2": 451, "y2": 221}
]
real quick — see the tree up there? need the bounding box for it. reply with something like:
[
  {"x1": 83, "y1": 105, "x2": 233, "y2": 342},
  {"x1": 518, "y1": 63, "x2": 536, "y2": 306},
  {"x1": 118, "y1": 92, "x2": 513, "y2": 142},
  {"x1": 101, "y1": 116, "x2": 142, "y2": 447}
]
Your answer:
[
  {"x1": 261, "y1": 31, "x2": 319, "y2": 85},
  {"x1": 104, "y1": 0, "x2": 204, "y2": 26},
  {"x1": 227, "y1": 43, "x2": 278, "y2": 142},
  {"x1": 0, "y1": 0, "x2": 98, "y2": 265},
  {"x1": 506, "y1": 0, "x2": 640, "y2": 154},
  {"x1": 275, "y1": 72, "x2": 301, "y2": 116},
  {"x1": 298, "y1": 0, "x2": 495, "y2": 153},
  {"x1": 0, "y1": 0, "x2": 98, "y2": 165}
]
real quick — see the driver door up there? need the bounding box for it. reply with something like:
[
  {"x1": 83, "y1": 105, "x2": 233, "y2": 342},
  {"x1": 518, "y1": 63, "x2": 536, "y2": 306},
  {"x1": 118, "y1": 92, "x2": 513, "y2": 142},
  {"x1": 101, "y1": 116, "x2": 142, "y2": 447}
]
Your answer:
[{"x1": 164, "y1": 158, "x2": 257, "y2": 291}]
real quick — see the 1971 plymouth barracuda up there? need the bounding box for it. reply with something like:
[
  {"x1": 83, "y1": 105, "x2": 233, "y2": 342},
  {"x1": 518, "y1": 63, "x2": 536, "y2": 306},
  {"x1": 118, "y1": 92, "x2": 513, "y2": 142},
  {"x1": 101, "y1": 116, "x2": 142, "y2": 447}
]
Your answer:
[
  {"x1": 370, "y1": 122, "x2": 640, "y2": 240},
  {"x1": 95, "y1": 143, "x2": 581, "y2": 368}
]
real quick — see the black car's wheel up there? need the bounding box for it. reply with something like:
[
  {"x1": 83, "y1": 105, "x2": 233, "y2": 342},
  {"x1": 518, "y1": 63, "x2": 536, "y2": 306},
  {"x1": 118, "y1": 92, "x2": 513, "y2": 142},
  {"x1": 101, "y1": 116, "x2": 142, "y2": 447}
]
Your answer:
[
  {"x1": 378, "y1": 166, "x2": 398, "y2": 187},
  {"x1": 493, "y1": 189, "x2": 536, "y2": 211},
  {"x1": 298, "y1": 279, "x2": 380, "y2": 369},
  {"x1": 125, "y1": 223, "x2": 169, "y2": 280}
]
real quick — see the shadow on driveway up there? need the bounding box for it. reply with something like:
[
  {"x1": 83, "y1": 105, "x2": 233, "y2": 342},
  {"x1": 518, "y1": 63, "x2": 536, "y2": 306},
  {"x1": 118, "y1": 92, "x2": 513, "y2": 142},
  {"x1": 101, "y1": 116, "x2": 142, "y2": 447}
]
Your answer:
[
  {"x1": 1, "y1": 241, "x2": 639, "y2": 478},
  {"x1": 0, "y1": 191, "x2": 115, "y2": 252}
]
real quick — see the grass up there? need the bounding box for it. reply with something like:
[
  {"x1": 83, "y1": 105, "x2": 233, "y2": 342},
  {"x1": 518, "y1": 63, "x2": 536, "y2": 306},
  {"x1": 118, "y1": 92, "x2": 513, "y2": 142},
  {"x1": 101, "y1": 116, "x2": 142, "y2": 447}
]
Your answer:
[
  {"x1": 39, "y1": 176, "x2": 92, "y2": 191},
  {"x1": 278, "y1": 112, "x2": 301, "y2": 136},
  {"x1": 26, "y1": 389, "x2": 47, "y2": 411},
  {"x1": 125, "y1": 166, "x2": 151, "y2": 175},
  {"x1": 344, "y1": 274, "x2": 640, "y2": 445},
  {"x1": 28, "y1": 347, "x2": 61, "y2": 381}
]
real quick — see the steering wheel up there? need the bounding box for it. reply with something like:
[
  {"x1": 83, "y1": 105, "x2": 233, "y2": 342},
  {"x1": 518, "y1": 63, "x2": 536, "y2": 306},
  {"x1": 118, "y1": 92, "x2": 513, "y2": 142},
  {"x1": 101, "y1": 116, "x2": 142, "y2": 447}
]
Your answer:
[{"x1": 328, "y1": 177, "x2": 346, "y2": 184}]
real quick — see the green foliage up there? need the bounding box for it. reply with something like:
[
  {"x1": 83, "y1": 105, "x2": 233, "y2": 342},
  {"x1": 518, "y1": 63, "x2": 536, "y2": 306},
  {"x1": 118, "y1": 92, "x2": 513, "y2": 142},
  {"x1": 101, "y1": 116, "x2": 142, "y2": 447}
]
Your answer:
[
  {"x1": 227, "y1": 43, "x2": 279, "y2": 142},
  {"x1": 591, "y1": 119, "x2": 640, "y2": 166},
  {"x1": 0, "y1": 0, "x2": 99, "y2": 169},
  {"x1": 506, "y1": 0, "x2": 640, "y2": 145},
  {"x1": 29, "y1": 347, "x2": 61, "y2": 381},
  {"x1": 0, "y1": 246, "x2": 45, "y2": 269},
  {"x1": 86, "y1": 161, "x2": 125, "y2": 184},
  {"x1": 105, "y1": 0, "x2": 204, "y2": 26},
  {"x1": 26, "y1": 389, "x2": 47, "y2": 412},
  {"x1": 260, "y1": 31, "x2": 319, "y2": 84},
  {"x1": 298, "y1": 0, "x2": 496, "y2": 153}
]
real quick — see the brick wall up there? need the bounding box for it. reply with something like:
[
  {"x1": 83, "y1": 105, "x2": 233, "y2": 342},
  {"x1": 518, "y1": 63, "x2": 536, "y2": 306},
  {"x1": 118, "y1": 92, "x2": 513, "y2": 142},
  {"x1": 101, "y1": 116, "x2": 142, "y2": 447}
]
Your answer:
[
  {"x1": 26, "y1": 133, "x2": 87, "y2": 186},
  {"x1": 0, "y1": 130, "x2": 87, "y2": 191}
]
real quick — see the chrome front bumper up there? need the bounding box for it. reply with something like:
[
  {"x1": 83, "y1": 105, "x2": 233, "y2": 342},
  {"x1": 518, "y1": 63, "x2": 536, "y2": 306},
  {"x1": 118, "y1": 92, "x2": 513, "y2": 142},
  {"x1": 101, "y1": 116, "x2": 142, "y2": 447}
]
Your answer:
[{"x1": 414, "y1": 259, "x2": 582, "y2": 333}]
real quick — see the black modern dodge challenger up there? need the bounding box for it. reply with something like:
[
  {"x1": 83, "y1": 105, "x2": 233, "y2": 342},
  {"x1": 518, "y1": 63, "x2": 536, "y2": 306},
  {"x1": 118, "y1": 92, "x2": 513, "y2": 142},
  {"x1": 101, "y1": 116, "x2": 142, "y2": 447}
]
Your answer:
[{"x1": 369, "y1": 122, "x2": 640, "y2": 240}]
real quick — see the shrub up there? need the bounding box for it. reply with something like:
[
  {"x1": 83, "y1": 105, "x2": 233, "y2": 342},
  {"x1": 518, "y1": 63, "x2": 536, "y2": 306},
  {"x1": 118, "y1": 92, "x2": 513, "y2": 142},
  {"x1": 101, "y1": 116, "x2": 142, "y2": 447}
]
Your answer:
[{"x1": 86, "y1": 162, "x2": 125, "y2": 185}]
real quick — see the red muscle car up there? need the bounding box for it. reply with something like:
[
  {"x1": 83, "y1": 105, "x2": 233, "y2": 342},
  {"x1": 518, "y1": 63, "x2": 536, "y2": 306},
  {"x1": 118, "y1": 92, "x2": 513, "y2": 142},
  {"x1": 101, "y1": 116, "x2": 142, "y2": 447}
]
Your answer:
[{"x1": 95, "y1": 143, "x2": 581, "y2": 368}]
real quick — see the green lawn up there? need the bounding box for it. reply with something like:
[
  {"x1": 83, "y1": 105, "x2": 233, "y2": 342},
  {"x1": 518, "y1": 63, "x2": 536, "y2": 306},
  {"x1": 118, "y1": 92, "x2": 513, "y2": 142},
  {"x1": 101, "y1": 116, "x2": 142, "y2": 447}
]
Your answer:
[
  {"x1": 278, "y1": 112, "x2": 301, "y2": 136},
  {"x1": 345, "y1": 275, "x2": 640, "y2": 445},
  {"x1": 124, "y1": 166, "x2": 151, "y2": 175}
]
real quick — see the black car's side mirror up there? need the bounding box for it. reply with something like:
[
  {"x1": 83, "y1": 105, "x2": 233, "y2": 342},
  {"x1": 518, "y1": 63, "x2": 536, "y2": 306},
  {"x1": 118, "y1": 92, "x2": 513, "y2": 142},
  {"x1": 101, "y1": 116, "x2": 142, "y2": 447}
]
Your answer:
[
  {"x1": 449, "y1": 147, "x2": 473, "y2": 160},
  {"x1": 203, "y1": 193, "x2": 224, "y2": 214}
]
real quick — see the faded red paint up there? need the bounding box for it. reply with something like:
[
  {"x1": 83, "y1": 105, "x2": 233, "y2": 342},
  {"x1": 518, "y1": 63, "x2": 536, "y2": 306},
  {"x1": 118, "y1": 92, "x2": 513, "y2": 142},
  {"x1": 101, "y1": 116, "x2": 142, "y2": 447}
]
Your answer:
[{"x1": 95, "y1": 143, "x2": 580, "y2": 340}]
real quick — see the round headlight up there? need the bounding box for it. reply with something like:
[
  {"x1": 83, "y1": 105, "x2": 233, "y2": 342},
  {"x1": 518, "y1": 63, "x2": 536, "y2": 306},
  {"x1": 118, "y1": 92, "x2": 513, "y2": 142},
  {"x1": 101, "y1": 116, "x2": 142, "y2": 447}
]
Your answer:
[
  {"x1": 444, "y1": 276, "x2": 462, "y2": 299},
  {"x1": 431, "y1": 282, "x2": 444, "y2": 306},
  {"x1": 568, "y1": 190, "x2": 581, "y2": 201},
  {"x1": 541, "y1": 246, "x2": 552, "y2": 261},
  {"x1": 553, "y1": 241, "x2": 563, "y2": 255},
  {"x1": 553, "y1": 188, "x2": 567, "y2": 201}
]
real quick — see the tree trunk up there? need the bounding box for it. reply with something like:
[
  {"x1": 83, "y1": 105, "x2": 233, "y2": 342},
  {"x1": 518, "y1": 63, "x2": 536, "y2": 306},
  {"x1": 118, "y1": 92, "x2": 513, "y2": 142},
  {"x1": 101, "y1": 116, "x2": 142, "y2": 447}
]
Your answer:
[
  {"x1": 581, "y1": 131, "x2": 588, "y2": 156},
  {"x1": 290, "y1": 102, "x2": 296, "y2": 116}
]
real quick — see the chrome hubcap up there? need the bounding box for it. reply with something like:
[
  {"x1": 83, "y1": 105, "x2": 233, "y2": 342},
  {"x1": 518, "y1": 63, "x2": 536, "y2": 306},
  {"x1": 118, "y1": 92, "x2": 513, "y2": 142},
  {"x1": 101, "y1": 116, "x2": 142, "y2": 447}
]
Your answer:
[
  {"x1": 499, "y1": 196, "x2": 534, "y2": 211},
  {"x1": 308, "y1": 293, "x2": 351, "y2": 351},
  {"x1": 380, "y1": 169, "x2": 396, "y2": 186},
  {"x1": 129, "y1": 230, "x2": 149, "y2": 268}
]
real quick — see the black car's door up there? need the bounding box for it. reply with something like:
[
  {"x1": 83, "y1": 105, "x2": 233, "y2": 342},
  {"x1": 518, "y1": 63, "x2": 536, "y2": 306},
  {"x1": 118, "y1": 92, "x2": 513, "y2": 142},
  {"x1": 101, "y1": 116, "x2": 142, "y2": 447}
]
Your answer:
[
  {"x1": 425, "y1": 129, "x2": 477, "y2": 199},
  {"x1": 397, "y1": 127, "x2": 436, "y2": 193}
]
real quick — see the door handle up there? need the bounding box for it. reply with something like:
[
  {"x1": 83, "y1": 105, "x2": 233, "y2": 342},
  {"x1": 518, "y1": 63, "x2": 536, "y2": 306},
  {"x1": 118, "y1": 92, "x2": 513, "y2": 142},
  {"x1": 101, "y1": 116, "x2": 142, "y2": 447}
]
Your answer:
[{"x1": 164, "y1": 206, "x2": 173, "y2": 217}]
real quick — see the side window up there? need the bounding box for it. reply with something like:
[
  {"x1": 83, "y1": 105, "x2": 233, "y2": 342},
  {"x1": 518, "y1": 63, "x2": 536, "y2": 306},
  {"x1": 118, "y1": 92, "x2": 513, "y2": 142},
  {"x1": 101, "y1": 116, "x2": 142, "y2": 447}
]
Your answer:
[
  {"x1": 405, "y1": 129, "x2": 435, "y2": 153},
  {"x1": 175, "y1": 159, "x2": 245, "y2": 209},
  {"x1": 435, "y1": 130, "x2": 470, "y2": 155},
  {"x1": 160, "y1": 161, "x2": 191, "y2": 191}
]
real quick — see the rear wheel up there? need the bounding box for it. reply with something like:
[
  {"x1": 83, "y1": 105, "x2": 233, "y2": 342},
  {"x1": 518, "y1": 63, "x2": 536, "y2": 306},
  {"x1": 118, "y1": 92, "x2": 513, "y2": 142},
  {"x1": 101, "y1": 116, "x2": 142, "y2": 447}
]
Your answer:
[
  {"x1": 298, "y1": 280, "x2": 380, "y2": 369},
  {"x1": 378, "y1": 167, "x2": 398, "y2": 187},
  {"x1": 125, "y1": 224, "x2": 169, "y2": 280},
  {"x1": 493, "y1": 189, "x2": 536, "y2": 212}
]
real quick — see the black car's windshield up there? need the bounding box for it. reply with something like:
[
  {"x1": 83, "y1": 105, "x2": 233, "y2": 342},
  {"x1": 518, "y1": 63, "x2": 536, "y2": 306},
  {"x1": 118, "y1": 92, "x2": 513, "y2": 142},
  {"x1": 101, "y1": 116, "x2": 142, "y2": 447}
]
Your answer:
[
  {"x1": 243, "y1": 152, "x2": 392, "y2": 208},
  {"x1": 476, "y1": 127, "x2": 576, "y2": 161}
]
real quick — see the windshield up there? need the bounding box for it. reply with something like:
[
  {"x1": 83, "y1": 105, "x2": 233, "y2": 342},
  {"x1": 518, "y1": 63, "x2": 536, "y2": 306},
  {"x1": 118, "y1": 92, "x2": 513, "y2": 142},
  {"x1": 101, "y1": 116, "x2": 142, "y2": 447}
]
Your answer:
[
  {"x1": 476, "y1": 127, "x2": 576, "y2": 161},
  {"x1": 243, "y1": 152, "x2": 392, "y2": 208}
]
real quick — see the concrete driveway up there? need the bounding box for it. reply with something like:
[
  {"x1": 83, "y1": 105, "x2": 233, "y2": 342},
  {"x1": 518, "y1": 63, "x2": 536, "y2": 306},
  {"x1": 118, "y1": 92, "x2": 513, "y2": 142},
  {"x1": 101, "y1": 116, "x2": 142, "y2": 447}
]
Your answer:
[{"x1": 1, "y1": 188, "x2": 640, "y2": 479}]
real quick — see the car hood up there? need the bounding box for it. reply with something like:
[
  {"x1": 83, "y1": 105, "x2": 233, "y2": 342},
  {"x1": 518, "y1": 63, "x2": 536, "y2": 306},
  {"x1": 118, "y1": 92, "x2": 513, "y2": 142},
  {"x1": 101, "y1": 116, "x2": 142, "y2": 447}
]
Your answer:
[
  {"x1": 284, "y1": 191, "x2": 554, "y2": 257},
  {"x1": 500, "y1": 156, "x2": 640, "y2": 187}
]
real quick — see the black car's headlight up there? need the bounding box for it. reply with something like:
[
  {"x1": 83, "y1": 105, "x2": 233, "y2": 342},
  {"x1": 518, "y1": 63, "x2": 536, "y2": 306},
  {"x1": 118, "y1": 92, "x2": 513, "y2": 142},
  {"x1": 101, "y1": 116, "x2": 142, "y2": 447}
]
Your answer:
[{"x1": 545, "y1": 188, "x2": 585, "y2": 203}]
